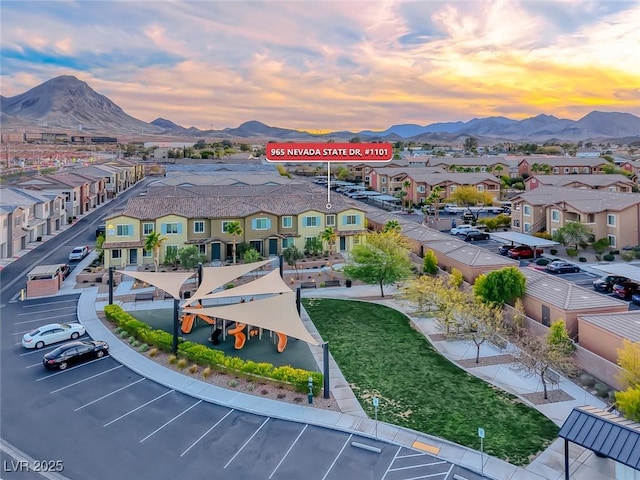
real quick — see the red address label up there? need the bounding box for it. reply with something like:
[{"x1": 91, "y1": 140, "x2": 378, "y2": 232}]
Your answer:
[{"x1": 265, "y1": 142, "x2": 393, "y2": 162}]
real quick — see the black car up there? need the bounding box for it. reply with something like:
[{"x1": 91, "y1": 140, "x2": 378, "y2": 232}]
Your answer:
[
  {"x1": 498, "y1": 244, "x2": 513, "y2": 256},
  {"x1": 95, "y1": 224, "x2": 106, "y2": 238},
  {"x1": 43, "y1": 340, "x2": 109, "y2": 370},
  {"x1": 593, "y1": 275, "x2": 630, "y2": 293},
  {"x1": 544, "y1": 260, "x2": 580, "y2": 274},
  {"x1": 464, "y1": 230, "x2": 490, "y2": 242}
]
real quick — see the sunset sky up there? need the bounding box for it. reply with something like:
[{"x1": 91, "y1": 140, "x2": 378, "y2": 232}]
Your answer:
[{"x1": 1, "y1": 0, "x2": 639, "y2": 132}]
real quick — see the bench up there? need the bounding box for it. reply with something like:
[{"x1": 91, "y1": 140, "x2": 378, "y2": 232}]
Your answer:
[
  {"x1": 300, "y1": 282, "x2": 317, "y2": 289},
  {"x1": 324, "y1": 280, "x2": 341, "y2": 288},
  {"x1": 134, "y1": 292, "x2": 155, "y2": 302}
]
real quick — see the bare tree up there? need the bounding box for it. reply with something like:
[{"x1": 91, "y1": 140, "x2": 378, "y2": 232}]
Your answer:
[{"x1": 454, "y1": 300, "x2": 505, "y2": 364}]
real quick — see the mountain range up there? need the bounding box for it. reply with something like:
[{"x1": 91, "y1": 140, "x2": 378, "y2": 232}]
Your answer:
[{"x1": 1, "y1": 75, "x2": 639, "y2": 143}]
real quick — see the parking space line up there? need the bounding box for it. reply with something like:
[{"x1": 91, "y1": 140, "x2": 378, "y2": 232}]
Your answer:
[
  {"x1": 180, "y1": 409, "x2": 235, "y2": 457},
  {"x1": 139, "y1": 399, "x2": 203, "y2": 443},
  {"x1": 103, "y1": 390, "x2": 175, "y2": 427},
  {"x1": 443, "y1": 464, "x2": 454, "y2": 479},
  {"x1": 403, "y1": 471, "x2": 450, "y2": 479},
  {"x1": 224, "y1": 418, "x2": 270, "y2": 469},
  {"x1": 15, "y1": 313, "x2": 78, "y2": 325},
  {"x1": 50, "y1": 365, "x2": 123, "y2": 394},
  {"x1": 25, "y1": 362, "x2": 43, "y2": 369},
  {"x1": 36, "y1": 357, "x2": 107, "y2": 380},
  {"x1": 75, "y1": 378, "x2": 146, "y2": 411},
  {"x1": 381, "y1": 446, "x2": 402, "y2": 480},
  {"x1": 17, "y1": 306, "x2": 76, "y2": 316},
  {"x1": 268, "y1": 424, "x2": 308, "y2": 479},
  {"x1": 320, "y1": 433, "x2": 352, "y2": 480},
  {"x1": 389, "y1": 460, "x2": 448, "y2": 472},
  {"x1": 21, "y1": 300, "x2": 78, "y2": 308},
  {"x1": 397, "y1": 452, "x2": 429, "y2": 459}
]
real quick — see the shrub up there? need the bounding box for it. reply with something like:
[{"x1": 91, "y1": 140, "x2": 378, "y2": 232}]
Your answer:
[
  {"x1": 114, "y1": 327, "x2": 123, "y2": 335},
  {"x1": 149, "y1": 348, "x2": 159, "y2": 358},
  {"x1": 621, "y1": 251, "x2": 635, "y2": 262},
  {"x1": 320, "y1": 282, "x2": 326, "y2": 287},
  {"x1": 535, "y1": 258, "x2": 550, "y2": 266},
  {"x1": 565, "y1": 248, "x2": 578, "y2": 257},
  {"x1": 202, "y1": 366, "x2": 212, "y2": 378},
  {"x1": 168, "y1": 354, "x2": 178, "y2": 365},
  {"x1": 224, "y1": 283, "x2": 235, "y2": 289},
  {"x1": 139, "y1": 343, "x2": 149, "y2": 352},
  {"x1": 228, "y1": 379, "x2": 239, "y2": 388},
  {"x1": 580, "y1": 374, "x2": 595, "y2": 387},
  {"x1": 594, "y1": 382, "x2": 609, "y2": 397},
  {"x1": 189, "y1": 364, "x2": 198, "y2": 374},
  {"x1": 550, "y1": 249, "x2": 557, "y2": 255},
  {"x1": 177, "y1": 358, "x2": 188, "y2": 369},
  {"x1": 609, "y1": 250, "x2": 620, "y2": 255},
  {"x1": 246, "y1": 383, "x2": 256, "y2": 391},
  {"x1": 578, "y1": 257, "x2": 587, "y2": 263},
  {"x1": 131, "y1": 340, "x2": 140, "y2": 348},
  {"x1": 603, "y1": 253, "x2": 615, "y2": 262}
]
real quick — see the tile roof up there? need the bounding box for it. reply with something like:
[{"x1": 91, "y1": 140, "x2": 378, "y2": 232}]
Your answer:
[
  {"x1": 578, "y1": 311, "x2": 640, "y2": 343},
  {"x1": 512, "y1": 186, "x2": 640, "y2": 212},
  {"x1": 520, "y1": 157, "x2": 608, "y2": 167},
  {"x1": 427, "y1": 156, "x2": 513, "y2": 167},
  {"x1": 528, "y1": 174, "x2": 633, "y2": 188},
  {"x1": 520, "y1": 268, "x2": 628, "y2": 310}
]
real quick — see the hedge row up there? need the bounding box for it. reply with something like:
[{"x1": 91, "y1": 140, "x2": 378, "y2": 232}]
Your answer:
[{"x1": 103, "y1": 305, "x2": 323, "y2": 395}]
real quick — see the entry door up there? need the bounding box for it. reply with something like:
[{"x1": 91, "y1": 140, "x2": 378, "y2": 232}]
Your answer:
[
  {"x1": 211, "y1": 242, "x2": 221, "y2": 261},
  {"x1": 541, "y1": 305, "x2": 551, "y2": 327},
  {"x1": 129, "y1": 248, "x2": 138, "y2": 265},
  {"x1": 268, "y1": 238, "x2": 278, "y2": 256},
  {"x1": 339, "y1": 236, "x2": 346, "y2": 251}
]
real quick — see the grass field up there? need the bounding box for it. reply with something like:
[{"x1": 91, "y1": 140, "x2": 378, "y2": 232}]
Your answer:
[{"x1": 302, "y1": 298, "x2": 559, "y2": 466}]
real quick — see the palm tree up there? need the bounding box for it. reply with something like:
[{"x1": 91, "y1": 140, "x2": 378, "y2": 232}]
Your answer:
[
  {"x1": 224, "y1": 221, "x2": 243, "y2": 264},
  {"x1": 320, "y1": 227, "x2": 338, "y2": 255},
  {"x1": 402, "y1": 180, "x2": 412, "y2": 211},
  {"x1": 144, "y1": 231, "x2": 167, "y2": 272},
  {"x1": 383, "y1": 220, "x2": 402, "y2": 233}
]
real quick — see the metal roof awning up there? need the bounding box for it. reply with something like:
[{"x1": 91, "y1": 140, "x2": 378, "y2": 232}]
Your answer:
[
  {"x1": 589, "y1": 264, "x2": 640, "y2": 283},
  {"x1": 559, "y1": 406, "x2": 640, "y2": 471},
  {"x1": 489, "y1": 231, "x2": 559, "y2": 248}
]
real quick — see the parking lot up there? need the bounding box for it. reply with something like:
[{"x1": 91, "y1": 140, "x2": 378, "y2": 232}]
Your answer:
[{"x1": 2, "y1": 295, "x2": 483, "y2": 480}]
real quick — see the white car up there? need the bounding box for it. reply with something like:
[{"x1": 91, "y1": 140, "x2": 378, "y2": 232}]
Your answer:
[
  {"x1": 69, "y1": 246, "x2": 90, "y2": 261},
  {"x1": 450, "y1": 224, "x2": 474, "y2": 236},
  {"x1": 22, "y1": 323, "x2": 86, "y2": 349}
]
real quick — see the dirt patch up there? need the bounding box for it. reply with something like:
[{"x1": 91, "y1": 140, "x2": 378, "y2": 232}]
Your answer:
[
  {"x1": 98, "y1": 312, "x2": 338, "y2": 411},
  {"x1": 457, "y1": 354, "x2": 515, "y2": 368},
  {"x1": 521, "y1": 389, "x2": 575, "y2": 405}
]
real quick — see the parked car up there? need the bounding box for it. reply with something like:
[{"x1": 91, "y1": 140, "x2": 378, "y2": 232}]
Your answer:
[
  {"x1": 450, "y1": 224, "x2": 475, "y2": 236},
  {"x1": 463, "y1": 230, "x2": 490, "y2": 242},
  {"x1": 631, "y1": 292, "x2": 640, "y2": 306},
  {"x1": 23, "y1": 323, "x2": 86, "y2": 349},
  {"x1": 69, "y1": 246, "x2": 90, "y2": 261},
  {"x1": 612, "y1": 281, "x2": 640, "y2": 300},
  {"x1": 545, "y1": 260, "x2": 581, "y2": 274},
  {"x1": 506, "y1": 245, "x2": 544, "y2": 259},
  {"x1": 95, "y1": 224, "x2": 106, "y2": 238},
  {"x1": 60, "y1": 264, "x2": 71, "y2": 279},
  {"x1": 593, "y1": 275, "x2": 630, "y2": 293},
  {"x1": 43, "y1": 340, "x2": 109, "y2": 370},
  {"x1": 498, "y1": 244, "x2": 513, "y2": 256}
]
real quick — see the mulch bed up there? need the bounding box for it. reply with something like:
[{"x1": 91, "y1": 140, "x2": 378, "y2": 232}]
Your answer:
[
  {"x1": 456, "y1": 354, "x2": 515, "y2": 368},
  {"x1": 521, "y1": 389, "x2": 575, "y2": 405}
]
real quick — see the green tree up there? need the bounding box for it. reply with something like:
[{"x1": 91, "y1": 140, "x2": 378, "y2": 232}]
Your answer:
[
  {"x1": 425, "y1": 186, "x2": 444, "y2": 220},
  {"x1": 448, "y1": 186, "x2": 496, "y2": 224},
  {"x1": 320, "y1": 227, "x2": 338, "y2": 254},
  {"x1": 402, "y1": 180, "x2": 412, "y2": 211},
  {"x1": 224, "y1": 221, "x2": 243, "y2": 264},
  {"x1": 95, "y1": 234, "x2": 105, "y2": 263},
  {"x1": 423, "y1": 249, "x2": 438, "y2": 275},
  {"x1": 548, "y1": 320, "x2": 575, "y2": 354},
  {"x1": 554, "y1": 221, "x2": 592, "y2": 251},
  {"x1": 383, "y1": 220, "x2": 402, "y2": 233},
  {"x1": 144, "y1": 231, "x2": 167, "y2": 272},
  {"x1": 473, "y1": 266, "x2": 526, "y2": 305},
  {"x1": 336, "y1": 166, "x2": 350, "y2": 181},
  {"x1": 305, "y1": 237, "x2": 324, "y2": 256},
  {"x1": 343, "y1": 231, "x2": 413, "y2": 297},
  {"x1": 464, "y1": 136, "x2": 479, "y2": 154},
  {"x1": 283, "y1": 245, "x2": 304, "y2": 279},
  {"x1": 615, "y1": 388, "x2": 640, "y2": 421},
  {"x1": 178, "y1": 245, "x2": 207, "y2": 271},
  {"x1": 616, "y1": 339, "x2": 640, "y2": 388},
  {"x1": 455, "y1": 300, "x2": 505, "y2": 363}
]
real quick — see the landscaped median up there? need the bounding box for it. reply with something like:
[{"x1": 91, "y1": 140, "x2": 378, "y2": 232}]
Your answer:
[
  {"x1": 302, "y1": 298, "x2": 559, "y2": 466},
  {"x1": 103, "y1": 304, "x2": 323, "y2": 396}
]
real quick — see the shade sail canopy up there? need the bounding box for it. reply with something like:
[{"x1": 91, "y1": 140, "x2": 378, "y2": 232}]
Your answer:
[
  {"x1": 116, "y1": 270, "x2": 196, "y2": 299},
  {"x1": 187, "y1": 259, "x2": 274, "y2": 305},
  {"x1": 197, "y1": 269, "x2": 293, "y2": 302},
  {"x1": 184, "y1": 292, "x2": 319, "y2": 345}
]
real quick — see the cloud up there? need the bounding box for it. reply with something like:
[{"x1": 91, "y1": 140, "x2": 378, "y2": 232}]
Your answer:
[{"x1": 1, "y1": 0, "x2": 639, "y2": 131}]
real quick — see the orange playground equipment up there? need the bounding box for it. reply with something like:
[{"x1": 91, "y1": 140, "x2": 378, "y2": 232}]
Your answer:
[
  {"x1": 181, "y1": 311, "x2": 218, "y2": 334},
  {"x1": 227, "y1": 323, "x2": 247, "y2": 349},
  {"x1": 275, "y1": 332, "x2": 288, "y2": 353}
]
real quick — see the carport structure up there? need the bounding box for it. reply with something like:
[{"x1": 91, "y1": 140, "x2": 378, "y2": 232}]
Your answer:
[
  {"x1": 489, "y1": 231, "x2": 559, "y2": 258},
  {"x1": 559, "y1": 405, "x2": 640, "y2": 480}
]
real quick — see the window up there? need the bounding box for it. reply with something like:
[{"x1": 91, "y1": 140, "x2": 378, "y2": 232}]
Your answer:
[
  {"x1": 345, "y1": 214, "x2": 358, "y2": 226},
  {"x1": 111, "y1": 249, "x2": 121, "y2": 259},
  {"x1": 143, "y1": 249, "x2": 152, "y2": 258},
  {"x1": 608, "y1": 235, "x2": 616, "y2": 247},
  {"x1": 304, "y1": 216, "x2": 319, "y2": 227},
  {"x1": 354, "y1": 235, "x2": 361, "y2": 245},
  {"x1": 477, "y1": 185, "x2": 484, "y2": 192},
  {"x1": 116, "y1": 224, "x2": 132, "y2": 236},
  {"x1": 143, "y1": 223, "x2": 154, "y2": 235},
  {"x1": 166, "y1": 245, "x2": 178, "y2": 256},
  {"x1": 554, "y1": 168, "x2": 559, "y2": 174},
  {"x1": 514, "y1": 219, "x2": 520, "y2": 227},
  {"x1": 381, "y1": 178, "x2": 387, "y2": 183},
  {"x1": 583, "y1": 167, "x2": 589, "y2": 173},
  {"x1": 325, "y1": 215, "x2": 336, "y2": 227},
  {"x1": 253, "y1": 218, "x2": 269, "y2": 230},
  {"x1": 381, "y1": 187, "x2": 387, "y2": 193},
  {"x1": 282, "y1": 216, "x2": 292, "y2": 228},
  {"x1": 573, "y1": 167, "x2": 578, "y2": 173},
  {"x1": 221, "y1": 221, "x2": 233, "y2": 233},
  {"x1": 364, "y1": 176, "x2": 370, "y2": 182},
  {"x1": 564, "y1": 167, "x2": 569, "y2": 173},
  {"x1": 165, "y1": 223, "x2": 179, "y2": 234},
  {"x1": 450, "y1": 186, "x2": 457, "y2": 192},
  {"x1": 551, "y1": 210, "x2": 560, "y2": 222},
  {"x1": 524, "y1": 222, "x2": 531, "y2": 233},
  {"x1": 523, "y1": 205, "x2": 531, "y2": 216},
  {"x1": 194, "y1": 221, "x2": 204, "y2": 233},
  {"x1": 417, "y1": 186, "x2": 425, "y2": 193},
  {"x1": 198, "y1": 244, "x2": 206, "y2": 255},
  {"x1": 608, "y1": 186, "x2": 616, "y2": 192},
  {"x1": 282, "y1": 238, "x2": 294, "y2": 249},
  {"x1": 607, "y1": 214, "x2": 616, "y2": 227},
  {"x1": 551, "y1": 228, "x2": 558, "y2": 237}
]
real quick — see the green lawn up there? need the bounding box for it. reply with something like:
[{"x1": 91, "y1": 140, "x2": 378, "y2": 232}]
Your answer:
[{"x1": 302, "y1": 298, "x2": 559, "y2": 466}]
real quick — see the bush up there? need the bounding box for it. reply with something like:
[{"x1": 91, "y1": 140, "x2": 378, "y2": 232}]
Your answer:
[
  {"x1": 535, "y1": 258, "x2": 550, "y2": 266},
  {"x1": 566, "y1": 248, "x2": 578, "y2": 257},
  {"x1": 148, "y1": 348, "x2": 159, "y2": 358},
  {"x1": 127, "y1": 336, "x2": 136, "y2": 344},
  {"x1": 224, "y1": 283, "x2": 235, "y2": 289},
  {"x1": 168, "y1": 354, "x2": 178, "y2": 365},
  {"x1": 594, "y1": 382, "x2": 609, "y2": 397},
  {"x1": 603, "y1": 253, "x2": 615, "y2": 262},
  {"x1": 139, "y1": 343, "x2": 149, "y2": 352},
  {"x1": 131, "y1": 340, "x2": 140, "y2": 348},
  {"x1": 580, "y1": 374, "x2": 595, "y2": 387},
  {"x1": 189, "y1": 364, "x2": 198, "y2": 374},
  {"x1": 177, "y1": 358, "x2": 188, "y2": 369},
  {"x1": 550, "y1": 249, "x2": 557, "y2": 255},
  {"x1": 621, "y1": 251, "x2": 635, "y2": 262},
  {"x1": 228, "y1": 379, "x2": 239, "y2": 388},
  {"x1": 202, "y1": 366, "x2": 212, "y2": 378},
  {"x1": 578, "y1": 257, "x2": 587, "y2": 262}
]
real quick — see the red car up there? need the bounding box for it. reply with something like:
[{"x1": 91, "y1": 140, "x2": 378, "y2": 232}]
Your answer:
[
  {"x1": 506, "y1": 245, "x2": 544, "y2": 259},
  {"x1": 612, "y1": 281, "x2": 640, "y2": 300}
]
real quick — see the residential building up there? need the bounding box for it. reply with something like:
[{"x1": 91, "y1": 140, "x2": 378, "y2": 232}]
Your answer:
[
  {"x1": 425, "y1": 156, "x2": 513, "y2": 178},
  {"x1": 517, "y1": 157, "x2": 609, "y2": 177},
  {"x1": 511, "y1": 187, "x2": 640, "y2": 246},
  {"x1": 102, "y1": 183, "x2": 367, "y2": 268},
  {"x1": 13, "y1": 173, "x2": 90, "y2": 221},
  {"x1": 525, "y1": 174, "x2": 634, "y2": 193}
]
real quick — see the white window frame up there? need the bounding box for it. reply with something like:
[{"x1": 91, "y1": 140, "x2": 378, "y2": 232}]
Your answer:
[
  {"x1": 477, "y1": 185, "x2": 485, "y2": 192},
  {"x1": 282, "y1": 216, "x2": 292, "y2": 228},
  {"x1": 165, "y1": 245, "x2": 178, "y2": 256},
  {"x1": 304, "y1": 216, "x2": 319, "y2": 228},
  {"x1": 111, "y1": 249, "x2": 122, "y2": 259},
  {"x1": 524, "y1": 222, "x2": 531, "y2": 233},
  {"x1": 116, "y1": 224, "x2": 132, "y2": 237},
  {"x1": 551, "y1": 210, "x2": 560, "y2": 223},
  {"x1": 165, "y1": 223, "x2": 179, "y2": 235},
  {"x1": 345, "y1": 214, "x2": 358, "y2": 226},
  {"x1": 381, "y1": 187, "x2": 387, "y2": 193},
  {"x1": 143, "y1": 223, "x2": 154, "y2": 235},
  {"x1": 564, "y1": 167, "x2": 569, "y2": 173},
  {"x1": 450, "y1": 186, "x2": 457, "y2": 193},
  {"x1": 608, "y1": 235, "x2": 616, "y2": 247},
  {"x1": 523, "y1": 205, "x2": 531, "y2": 216},
  {"x1": 282, "y1": 238, "x2": 294, "y2": 249},
  {"x1": 417, "y1": 186, "x2": 425, "y2": 193},
  {"x1": 254, "y1": 218, "x2": 268, "y2": 230},
  {"x1": 608, "y1": 186, "x2": 616, "y2": 192},
  {"x1": 607, "y1": 214, "x2": 616, "y2": 227},
  {"x1": 325, "y1": 215, "x2": 336, "y2": 227},
  {"x1": 194, "y1": 221, "x2": 205, "y2": 233},
  {"x1": 142, "y1": 249, "x2": 152, "y2": 258},
  {"x1": 221, "y1": 221, "x2": 233, "y2": 233},
  {"x1": 381, "y1": 178, "x2": 387, "y2": 183}
]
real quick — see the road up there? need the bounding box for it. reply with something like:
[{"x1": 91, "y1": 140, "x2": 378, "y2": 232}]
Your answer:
[{"x1": 0, "y1": 179, "x2": 481, "y2": 480}]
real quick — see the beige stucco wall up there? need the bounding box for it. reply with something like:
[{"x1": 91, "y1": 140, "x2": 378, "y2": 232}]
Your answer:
[{"x1": 577, "y1": 320, "x2": 622, "y2": 365}]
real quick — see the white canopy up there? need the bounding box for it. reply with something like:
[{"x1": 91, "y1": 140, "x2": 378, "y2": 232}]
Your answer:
[
  {"x1": 186, "y1": 259, "x2": 274, "y2": 305},
  {"x1": 116, "y1": 270, "x2": 196, "y2": 299},
  {"x1": 196, "y1": 269, "x2": 293, "y2": 302},
  {"x1": 184, "y1": 291, "x2": 320, "y2": 345}
]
